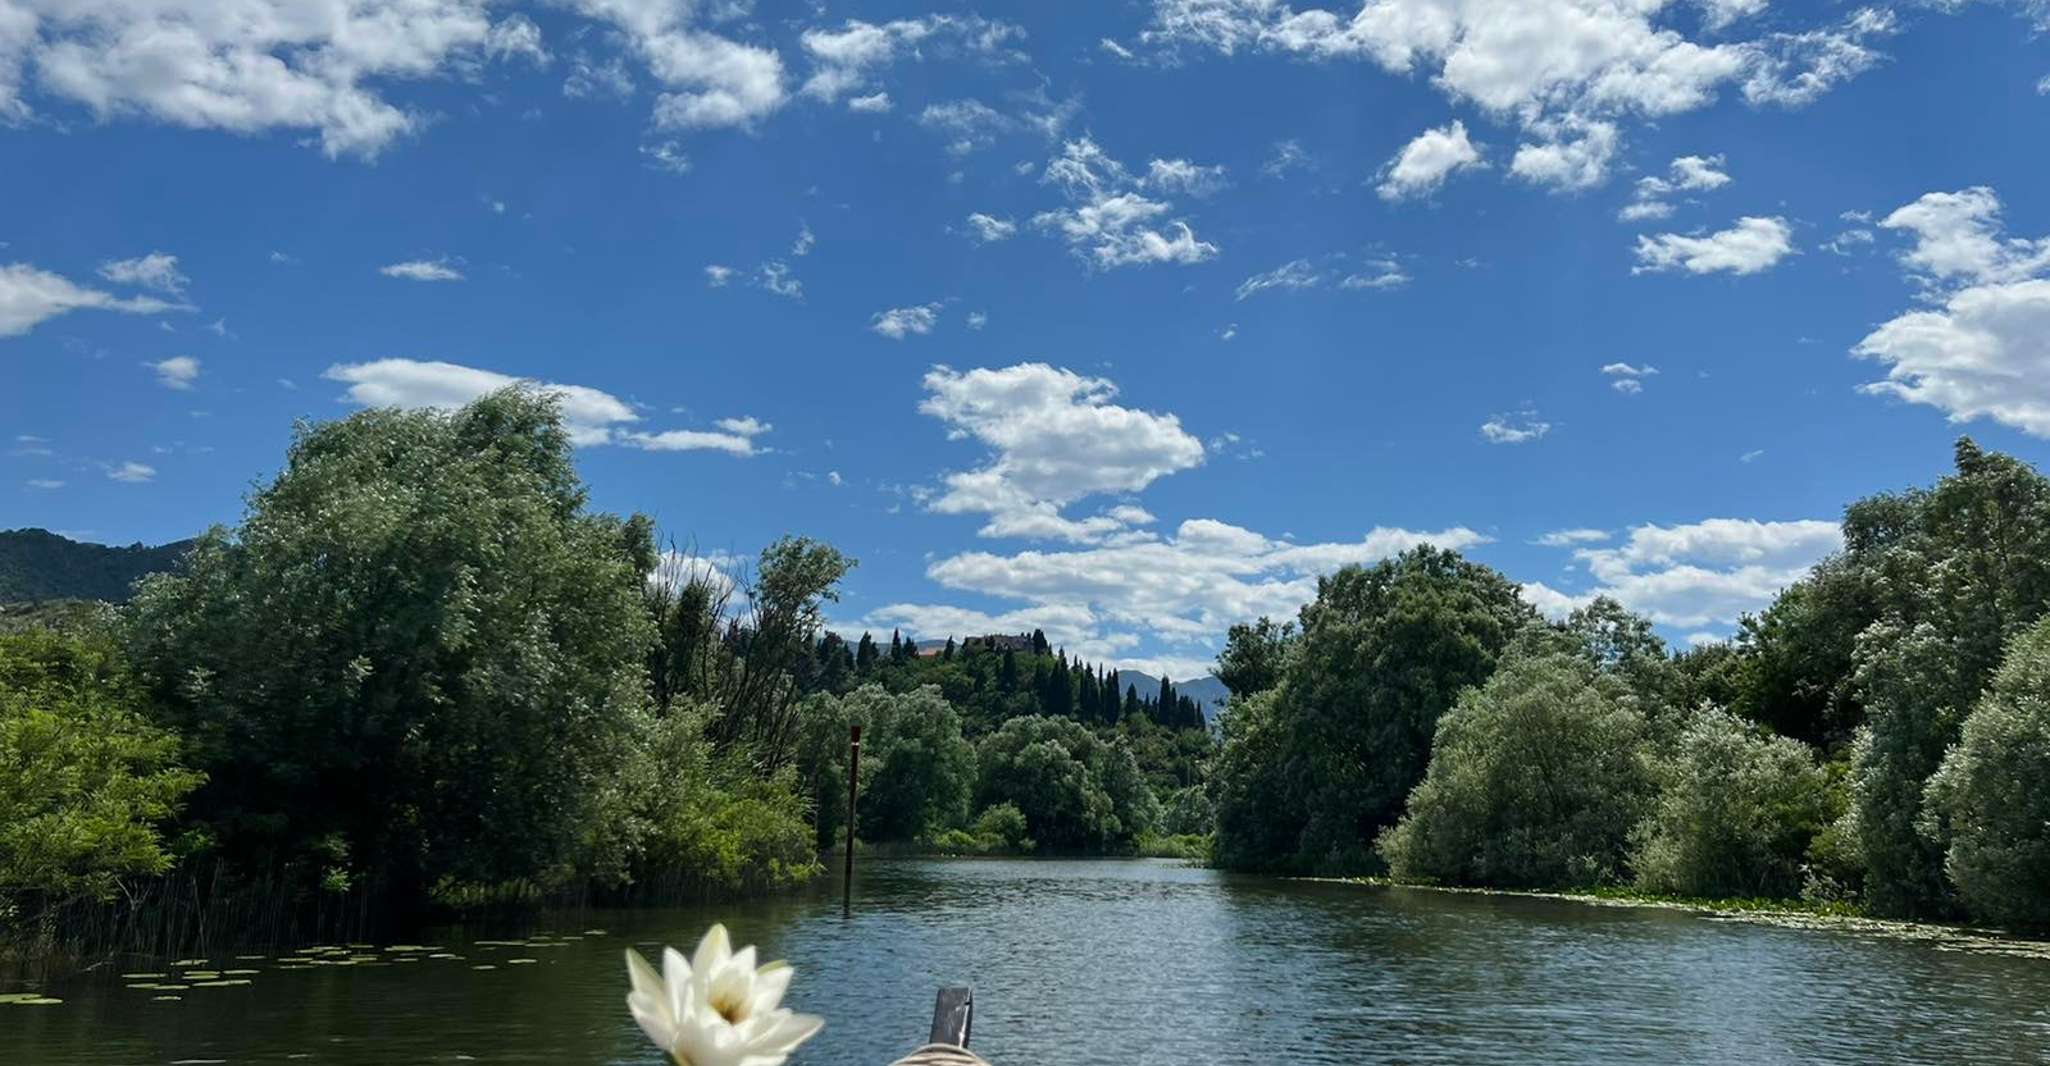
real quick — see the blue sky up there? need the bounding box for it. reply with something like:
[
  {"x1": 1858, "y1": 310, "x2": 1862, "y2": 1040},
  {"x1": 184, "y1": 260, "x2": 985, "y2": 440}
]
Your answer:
[{"x1": 5, "y1": 0, "x2": 2050, "y2": 678}]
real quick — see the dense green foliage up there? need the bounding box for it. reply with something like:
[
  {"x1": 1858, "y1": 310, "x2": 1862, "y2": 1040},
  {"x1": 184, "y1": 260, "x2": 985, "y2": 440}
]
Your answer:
[
  {"x1": 1378, "y1": 651, "x2": 1653, "y2": 888},
  {"x1": 1212, "y1": 440, "x2": 2050, "y2": 927},
  {"x1": 798, "y1": 684, "x2": 977, "y2": 848},
  {"x1": 1632, "y1": 710, "x2": 1831, "y2": 899},
  {"x1": 124, "y1": 392, "x2": 659, "y2": 908},
  {"x1": 1922, "y1": 616, "x2": 2050, "y2": 926},
  {"x1": 0, "y1": 528, "x2": 196, "y2": 604},
  {"x1": 0, "y1": 628, "x2": 202, "y2": 918},
  {"x1": 1210, "y1": 548, "x2": 1533, "y2": 872},
  {"x1": 975, "y1": 716, "x2": 1160, "y2": 852}
]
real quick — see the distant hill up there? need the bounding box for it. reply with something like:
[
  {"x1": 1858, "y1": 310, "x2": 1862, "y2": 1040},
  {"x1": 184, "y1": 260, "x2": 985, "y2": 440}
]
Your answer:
[
  {"x1": 1117, "y1": 671, "x2": 1231, "y2": 725},
  {"x1": 0, "y1": 528, "x2": 197, "y2": 603}
]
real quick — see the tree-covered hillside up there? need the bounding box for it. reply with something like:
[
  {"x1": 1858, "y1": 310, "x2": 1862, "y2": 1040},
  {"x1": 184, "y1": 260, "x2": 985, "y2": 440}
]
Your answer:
[{"x1": 0, "y1": 528, "x2": 195, "y2": 603}]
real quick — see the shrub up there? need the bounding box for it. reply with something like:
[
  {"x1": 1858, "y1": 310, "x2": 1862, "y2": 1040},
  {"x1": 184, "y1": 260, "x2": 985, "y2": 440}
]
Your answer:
[{"x1": 1632, "y1": 710, "x2": 1830, "y2": 899}]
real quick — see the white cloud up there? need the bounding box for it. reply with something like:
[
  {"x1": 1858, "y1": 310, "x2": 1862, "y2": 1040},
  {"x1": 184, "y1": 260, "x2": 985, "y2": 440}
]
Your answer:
[
  {"x1": 150, "y1": 355, "x2": 200, "y2": 390},
  {"x1": 98, "y1": 252, "x2": 188, "y2": 295},
  {"x1": 757, "y1": 261, "x2": 801, "y2": 298},
  {"x1": 0, "y1": 262, "x2": 185, "y2": 336},
  {"x1": 641, "y1": 141, "x2": 692, "y2": 173},
  {"x1": 799, "y1": 15, "x2": 1022, "y2": 104},
  {"x1": 25, "y1": 478, "x2": 65, "y2": 490},
  {"x1": 1602, "y1": 361, "x2": 1658, "y2": 393},
  {"x1": 870, "y1": 303, "x2": 941, "y2": 339},
  {"x1": 107, "y1": 461, "x2": 155, "y2": 483},
  {"x1": 705, "y1": 264, "x2": 735, "y2": 286},
  {"x1": 1510, "y1": 117, "x2": 1618, "y2": 192},
  {"x1": 1236, "y1": 258, "x2": 1322, "y2": 300},
  {"x1": 1139, "y1": 2, "x2": 1892, "y2": 191},
  {"x1": 918, "y1": 98, "x2": 1012, "y2": 154},
  {"x1": 1032, "y1": 137, "x2": 1220, "y2": 269},
  {"x1": 849, "y1": 91, "x2": 891, "y2": 112},
  {"x1": 1236, "y1": 252, "x2": 1408, "y2": 299},
  {"x1": 1535, "y1": 527, "x2": 1609, "y2": 547},
  {"x1": 572, "y1": 0, "x2": 788, "y2": 133},
  {"x1": 1527, "y1": 517, "x2": 1842, "y2": 628},
  {"x1": 0, "y1": 0, "x2": 547, "y2": 157},
  {"x1": 966, "y1": 311, "x2": 988, "y2": 330},
  {"x1": 1262, "y1": 138, "x2": 1312, "y2": 179},
  {"x1": 1633, "y1": 216, "x2": 1794, "y2": 275},
  {"x1": 1851, "y1": 188, "x2": 2050, "y2": 438},
  {"x1": 323, "y1": 357, "x2": 769, "y2": 456},
  {"x1": 792, "y1": 222, "x2": 815, "y2": 257},
  {"x1": 1377, "y1": 120, "x2": 1483, "y2": 201},
  {"x1": 919, "y1": 362, "x2": 1206, "y2": 543},
  {"x1": 1340, "y1": 254, "x2": 1410, "y2": 290},
  {"x1": 965, "y1": 213, "x2": 1018, "y2": 243},
  {"x1": 1878, "y1": 186, "x2": 2050, "y2": 288},
  {"x1": 324, "y1": 358, "x2": 637, "y2": 446},
  {"x1": 870, "y1": 519, "x2": 1490, "y2": 667},
  {"x1": 1624, "y1": 153, "x2": 1731, "y2": 220},
  {"x1": 1480, "y1": 410, "x2": 1551, "y2": 444},
  {"x1": 380, "y1": 258, "x2": 464, "y2": 282},
  {"x1": 1144, "y1": 157, "x2": 1229, "y2": 197}
]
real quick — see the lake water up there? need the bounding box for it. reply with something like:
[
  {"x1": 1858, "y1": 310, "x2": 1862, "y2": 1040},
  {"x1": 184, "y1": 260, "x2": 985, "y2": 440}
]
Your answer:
[{"x1": 7, "y1": 857, "x2": 2050, "y2": 1064}]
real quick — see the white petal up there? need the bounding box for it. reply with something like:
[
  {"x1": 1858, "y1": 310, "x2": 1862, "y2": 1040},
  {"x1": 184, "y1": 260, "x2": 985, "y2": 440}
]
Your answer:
[
  {"x1": 750, "y1": 1011, "x2": 824, "y2": 1054},
  {"x1": 749, "y1": 963, "x2": 793, "y2": 1013},
  {"x1": 627, "y1": 995, "x2": 676, "y2": 1053},
  {"x1": 663, "y1": 947, "x2": 695, "y2": 1023},
  {"x1": 693, "y1": 924, "x2": 733, "y2": 977},
  {"x1": 626, "y1": 948, "x2": 666, "y2": 1004}
]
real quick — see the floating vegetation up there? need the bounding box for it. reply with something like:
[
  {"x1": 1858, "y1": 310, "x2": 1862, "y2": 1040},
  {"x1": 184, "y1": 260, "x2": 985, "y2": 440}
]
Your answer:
[
  {"x1": 429, "y1": 953, "x2": 459, "y2": 960},
  {"x1": 223, "y1": 969, "x2": 260, "y2": 976},
  {"x1": 470, "y1": 964, "x2": 497, "y2": 971},
  {"x1": 2, "y1": 995, "x2": 63, "y2": 1006},
  {"x1": 171, "y1": 958, "x2": 209, "y2": 967},
  {"x1": 507, "y1": 958, "x2": 538, "y2": 965},
  {"x1": 151, "y1": 995, "x2": 183, "y2": 1002},
  {"x1": 121, "y1": 972, "x2": 168, "y2": 980},
  {"x1": 190, "y1": 979, "x2": 254, "y2": 988},
  {"x1": 583, "y1": 929, "x2": 607, "y2": 936}
]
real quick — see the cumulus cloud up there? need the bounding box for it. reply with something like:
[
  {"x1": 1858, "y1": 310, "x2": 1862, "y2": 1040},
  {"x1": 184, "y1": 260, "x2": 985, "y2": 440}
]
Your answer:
[
  {"x1": 1144, "y1": 157, "x2": 1229, "y2": 197},
  {"x1": 918, "y1": 98, "x2": 1013, "y2": 154},
  {"x1": 1377, "y1": 120, "x2": 1483, "y2": 201},
  {"x1": 1851, "y1": 187, "x2": 2050, "y2": 437},
  {"x1": 1535, "y1": 528, "x2": 1610, "y2": 547},
  {"x1": 867, "y1": 519, "x2": 1490, "y2": 670},
  {"x1": 322, "y1": 357, "x2": 769, "y2": 455},
  {"x1": 3, "y1": 0, "x2": 548, "y2": 158},
  {"x1": 870, "y1": 303, "x2": 941, "y2": 339},
  {"x1": 571, "y1": 0, "x2": 789, "y2": 133},
  {"x1": 1526, "y1": 517, "x2": 1842, "y2": 628},
  {"x1": 848, "y1": 91, "x2": 891, "y2": 112},
  {"x1": 149, "y1": 355, "x2": 200, "y2": 390},
  {"x1": 107, "y1": 461, "x2": 155, "y2": 483},
  {"x1": 919, "y1": 362, "x2": 1206, "y2": 542},
  {"x1": 799, "y1": 15, "x2": 1022, "y2": 103},
  {"x1": 1623, "y1": 154, "x2": 1730, "y2": 221},
  {"x1": 704, "y1": 264, "x2": 735, "y2": 286},
  {"x1": 1602, "y1": 361, "x2": 1659, "y2": 393},
  {"x1": 1480, "y1": 410, "x2": 1551, "y2": 444},
  {"x1": 1140, "y1": 1, "x2": 1891, "y2": 191},
  {"x1": 1032, "y1": 137, "x2": 1220, "y2": 269},
  {"x1": 380, "y1": 258, "x2": 464, "y2": 282},
  {"x1": 0, "y1": 262, "x2": 186, "y2": 336},
  {"x1": 1633, "y1": 216, "x2": 1794, "y2": 275}
]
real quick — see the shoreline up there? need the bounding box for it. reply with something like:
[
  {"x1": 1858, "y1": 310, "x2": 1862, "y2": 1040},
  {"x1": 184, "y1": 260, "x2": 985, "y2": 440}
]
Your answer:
[{"x1": 1301, "y1": 876, "x2": 2050, "y2": 959}]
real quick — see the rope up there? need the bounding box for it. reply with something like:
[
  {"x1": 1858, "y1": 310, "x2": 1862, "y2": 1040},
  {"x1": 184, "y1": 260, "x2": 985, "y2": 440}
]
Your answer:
[{"x1": 888, "y1": 1044, "x2": 992, "y2": 1066}]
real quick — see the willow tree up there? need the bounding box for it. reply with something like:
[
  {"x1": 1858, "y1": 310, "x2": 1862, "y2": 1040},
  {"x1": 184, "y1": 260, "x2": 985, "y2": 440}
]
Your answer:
[{"x1": 126, "y1": 388, "x2": 654, "y2": 911}]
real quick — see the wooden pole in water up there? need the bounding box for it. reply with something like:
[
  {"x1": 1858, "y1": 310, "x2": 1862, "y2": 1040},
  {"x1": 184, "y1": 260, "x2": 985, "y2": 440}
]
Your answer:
[{"x1": 843, "y1": 724, "x2": 861, "y2": 914}]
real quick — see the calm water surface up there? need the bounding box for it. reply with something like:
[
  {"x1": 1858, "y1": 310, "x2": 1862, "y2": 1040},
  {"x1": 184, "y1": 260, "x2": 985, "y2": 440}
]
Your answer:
[{"x1": 7, "y1": 858, "x2": 2050, "y2": 1064}]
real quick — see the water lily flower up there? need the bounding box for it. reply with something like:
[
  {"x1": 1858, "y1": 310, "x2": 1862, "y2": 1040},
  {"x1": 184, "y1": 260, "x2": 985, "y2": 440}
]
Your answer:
[{"x1": 626, "y1": 924, "x2": 823, "y2": 1066}]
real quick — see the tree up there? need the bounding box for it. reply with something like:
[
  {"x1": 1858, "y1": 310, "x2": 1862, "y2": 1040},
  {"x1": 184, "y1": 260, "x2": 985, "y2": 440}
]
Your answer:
[
  {"x1": 124, "y1": 388, "x2": 656, "y2": 909},
  {"x1": 1216, "y1": 617, "x2": 1295, "y2": 700},
  {"x1": 0, "y1": 626, "x2": 202, "y2": 915},
  {"x1": 975, "y1": 716, "x2": 1157, "y2": 852},
  {"x1": 1922, "y1": 615, "x2": 2050, "y2": 926},
  {"x1": 1377, "y1": 652, "x2": 1653, "y2": 889},
  {"x1": 1845, "y1": 440, "x2": 2050, "y2": 916},
  {"x1": 1632, "y1": 709, "x2": 1830, "y2": 899},
  {"x1": 798, "y1": 685, "x2": 975, "y2": 846},
  {"x1": 1212, "y1": 547, "x2": 1535, "y2": 873}
]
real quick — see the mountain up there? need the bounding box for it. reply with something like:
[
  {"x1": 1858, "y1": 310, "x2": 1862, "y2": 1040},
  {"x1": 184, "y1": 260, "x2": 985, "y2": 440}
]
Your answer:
[
  {"x1": 1116, "y1": 671, "x2": 1231, "y2": 725},
  {"x1": 0, "y1": 528, "x2": 197, "y2": 603}
]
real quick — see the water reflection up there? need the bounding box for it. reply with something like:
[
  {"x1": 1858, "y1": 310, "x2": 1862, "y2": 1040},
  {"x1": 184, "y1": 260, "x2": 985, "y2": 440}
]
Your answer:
[{"x1": 5, "y1": 858, "x2": 2048, "y2": 1065}]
